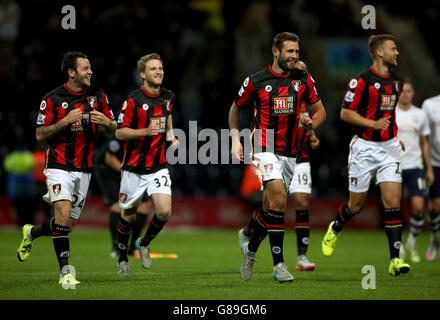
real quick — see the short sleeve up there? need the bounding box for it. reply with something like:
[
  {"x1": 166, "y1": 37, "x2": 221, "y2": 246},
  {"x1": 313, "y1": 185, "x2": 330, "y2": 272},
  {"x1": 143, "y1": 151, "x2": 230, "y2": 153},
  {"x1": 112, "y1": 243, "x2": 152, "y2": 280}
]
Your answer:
[
  {"x1": 304, "y1": 73, "x2": 320, "y2": 105},
  {"x1": 100, "y1": 91, "x2": 114, "y2": 120},
  {"x1": 235, "y1": 76, "x2": 256, "y2": 108},
  {"x1": 342, "y1": 76, "x2": 366, "y2": 111},
  {"x1": 117, "y1": 98, "x2": 136, "y2": 128},
  {"x1": 36, "y1": 96, "x2": 55, "y2": 127}
]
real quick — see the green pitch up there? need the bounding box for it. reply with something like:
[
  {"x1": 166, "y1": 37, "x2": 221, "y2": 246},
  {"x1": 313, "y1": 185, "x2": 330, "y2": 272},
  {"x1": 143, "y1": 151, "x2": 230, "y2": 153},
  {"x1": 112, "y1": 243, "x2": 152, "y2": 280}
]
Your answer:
[{"x1": 1, "y1": 227, "x2": 439, "y2": 300}]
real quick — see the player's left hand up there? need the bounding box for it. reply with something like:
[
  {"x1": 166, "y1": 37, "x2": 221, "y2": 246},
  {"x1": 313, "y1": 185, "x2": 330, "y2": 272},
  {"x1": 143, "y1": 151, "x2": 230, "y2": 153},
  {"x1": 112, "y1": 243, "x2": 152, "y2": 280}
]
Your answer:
[
  {"x1": 309, "y1": 132, "x2": 320, "y2": 150},
  {"x1": 90, "y1": 109, "x2": 111, "y2": 126}
]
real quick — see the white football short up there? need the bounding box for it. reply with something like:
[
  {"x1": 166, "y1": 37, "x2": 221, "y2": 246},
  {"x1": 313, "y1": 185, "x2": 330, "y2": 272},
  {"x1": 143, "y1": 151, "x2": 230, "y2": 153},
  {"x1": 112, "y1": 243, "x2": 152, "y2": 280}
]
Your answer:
[
  {"x1": 119, "y1": 168, "x2": 172, "y2": 209},
  {"x1": 251, "y1": 152, "x2": 300, "y2": 192},
  {"x1": 42, "y1": 168, "x2": 92, "y2": 220},
  {"x1": 348, "y1": 136, "x2": 403, "y2": 193},
  {"x1": 288, "y1": 162, "x2": 312, "y2": 195}
]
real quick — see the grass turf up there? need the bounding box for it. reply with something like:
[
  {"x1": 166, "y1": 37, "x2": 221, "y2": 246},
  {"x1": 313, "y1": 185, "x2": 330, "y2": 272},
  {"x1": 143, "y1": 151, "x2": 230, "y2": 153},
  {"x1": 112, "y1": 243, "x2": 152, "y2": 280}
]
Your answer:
[{"x1": 1, "y1": 227, "x2": 439, "y2": 300}]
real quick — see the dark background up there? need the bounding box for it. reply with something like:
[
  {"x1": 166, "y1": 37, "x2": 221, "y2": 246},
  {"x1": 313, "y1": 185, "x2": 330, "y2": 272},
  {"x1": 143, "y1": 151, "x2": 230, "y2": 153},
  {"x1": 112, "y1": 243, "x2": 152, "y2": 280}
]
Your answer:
[{"x1": 1, "y1": 0, "x2": 439, "y2": 200}]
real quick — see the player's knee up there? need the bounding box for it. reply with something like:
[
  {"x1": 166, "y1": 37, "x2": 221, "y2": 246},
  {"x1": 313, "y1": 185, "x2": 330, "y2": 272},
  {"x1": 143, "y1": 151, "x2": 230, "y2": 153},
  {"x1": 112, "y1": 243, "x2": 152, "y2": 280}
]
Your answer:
[
  {"x1": 269, "y1": 195, "x2": 286, "y2": 212},
  {"x1": 293, "y1": 196, "x2": 309, "y2": 211},
  {"x1": 347, "y1": 200, "x2": 364, "y2": 215},
  {"x1": 382, "y1": 197, "x2": 401, "y2": 209},
  {"x1": 69, "y1": 218, "x2": 78, "y2": 230},
  {"x1": 156, "y1": 208, "x2": 171, "y2": 221}
]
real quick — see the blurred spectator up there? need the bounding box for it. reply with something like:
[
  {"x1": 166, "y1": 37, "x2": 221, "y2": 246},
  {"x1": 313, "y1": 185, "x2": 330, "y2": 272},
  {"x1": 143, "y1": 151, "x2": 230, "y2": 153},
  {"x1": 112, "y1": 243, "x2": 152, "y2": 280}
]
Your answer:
[
  {"x1": 3, "y1": 149, "x2": 38, "y2": 226},
  {"x1": 0, "y1": 0, "x2": 20, "y2": 42}
]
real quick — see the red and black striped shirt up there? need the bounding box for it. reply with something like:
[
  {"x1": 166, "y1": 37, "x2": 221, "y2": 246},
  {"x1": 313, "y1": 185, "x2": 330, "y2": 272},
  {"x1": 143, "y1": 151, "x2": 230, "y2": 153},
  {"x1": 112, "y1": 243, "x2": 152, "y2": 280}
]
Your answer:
[
  {"x1": 235, "y1": 65, "x2": 320, "y2": 157},
  {"x1": 342, "y1": 66, "x2": 403, "y2": 141},
  {"x1": 36, "y1": 84, "x2": 114, "y2": 172},
  {"x1": 118, "y1": 86, "x2": 175, "y2": 174}
]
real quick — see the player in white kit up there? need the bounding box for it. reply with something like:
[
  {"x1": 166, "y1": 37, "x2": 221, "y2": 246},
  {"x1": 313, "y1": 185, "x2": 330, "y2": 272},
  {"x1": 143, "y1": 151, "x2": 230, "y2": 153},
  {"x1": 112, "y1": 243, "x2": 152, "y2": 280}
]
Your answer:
[
  {"x1": 422, "y1": 93, "x2": 440, "y2": 260},
  {"x1": 395, "y1": 81, "x2": 433, "y2": 262}
]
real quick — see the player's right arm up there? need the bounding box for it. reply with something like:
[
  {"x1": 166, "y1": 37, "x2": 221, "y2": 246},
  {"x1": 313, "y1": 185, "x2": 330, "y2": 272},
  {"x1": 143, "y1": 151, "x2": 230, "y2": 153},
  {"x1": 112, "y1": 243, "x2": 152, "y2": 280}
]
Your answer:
[
  {"x1": 36, "y1": 97, "x2": 83, "y2": 143},
  {"x1": 340, "y1": 108, "x2": 390, "y2": 130},
  {"x1": 115, "y1": 124, "x2": 160, "y2": 141},
  {"x1": 340, "y1": 76, "x2": 390, "y2": 130},
  {"x1": 229, "y1": 101, "x2": 243, "y2": 161},
  {"x1": 115, "y1": 98, "x2": 159, "y2": 141},
  {"x1": 229, "y1": 76, "x2": 255, "y2": 161}
]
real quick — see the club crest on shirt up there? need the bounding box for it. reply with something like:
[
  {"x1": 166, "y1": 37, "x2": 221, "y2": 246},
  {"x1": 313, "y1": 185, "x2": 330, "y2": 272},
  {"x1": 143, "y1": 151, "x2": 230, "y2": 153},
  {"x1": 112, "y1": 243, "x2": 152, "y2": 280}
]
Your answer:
[
  {"x1": 292, "y1": 81, "x2": 301, "y2": 92},
  {"x1": 350, "y1": 177, "x2": 358, "y2": 187},
  {"x1": 87, "y1": 96, "x2": 97, "y2": 108},
  {"x1": 52, "y1": 184, "x2": 62, "y2": 195},
  {"x1": 264, "y1": 163, "x2": 273, "y2": 174}
]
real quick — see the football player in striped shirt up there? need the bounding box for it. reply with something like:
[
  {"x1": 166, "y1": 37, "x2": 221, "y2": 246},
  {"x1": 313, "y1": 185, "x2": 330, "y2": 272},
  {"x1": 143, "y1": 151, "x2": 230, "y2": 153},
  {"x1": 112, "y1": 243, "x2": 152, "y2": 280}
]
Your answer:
[
  {"x1": 17, "y1": 51, "x2": 116, "y2": 286},
  {"x1": 230, "y1": 32, "x2": 326, "y2": 283},
  {"x1": 321, "y1": 34, "x2": 411, "y2": 276},
  {"x1": 114, "y1": 53, "x2": 178, "y2": 275}
]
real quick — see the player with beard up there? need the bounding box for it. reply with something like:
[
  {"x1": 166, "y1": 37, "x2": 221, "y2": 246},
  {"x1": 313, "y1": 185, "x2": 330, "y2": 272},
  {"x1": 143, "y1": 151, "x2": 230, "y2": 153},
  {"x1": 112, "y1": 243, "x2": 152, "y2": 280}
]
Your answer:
[
  {"x1": 321, "y1": 34, "x2": 411, "y2": 276},
  {"x1": 230, "y1": 32, "x2": 326, "y2": 282},
  {"x1": 238, "y1": 60, "x2": 320, "y2": 272},
  {"x1": 16, "y1": 51, "x2": 116, "y2": 286}
]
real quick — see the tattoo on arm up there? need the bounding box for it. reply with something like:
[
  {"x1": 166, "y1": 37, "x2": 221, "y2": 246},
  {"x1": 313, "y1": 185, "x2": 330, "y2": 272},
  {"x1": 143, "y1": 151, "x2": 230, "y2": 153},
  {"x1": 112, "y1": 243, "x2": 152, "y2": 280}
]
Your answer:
[{"x1": 36, "y1": 120, "x2": 66, "y2": 142}]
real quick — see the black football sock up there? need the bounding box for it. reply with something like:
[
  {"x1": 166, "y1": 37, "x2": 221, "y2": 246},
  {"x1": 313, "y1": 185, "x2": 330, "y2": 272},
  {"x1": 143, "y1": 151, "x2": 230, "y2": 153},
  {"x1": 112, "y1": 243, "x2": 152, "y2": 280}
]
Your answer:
[
  {"x1": 409, "y1": 213, "x2": 424, "y2": 237},
  {"x1": 140, "y1": 214, "x2": 167, "y2": 247},
  {"x1": 244, "y1": 207, "x2": 262, "y2": 238},
  {"x1": 428, "y1": 211, "x2": 440, "y2": 233},
  {"x1": 266, "y1": 210, "x2": 286, "y2": 266},
  {"x1": 384, "y1": 208, "x2": 403, "y2": 260},
  {"x1": 52, "y1": 223, "x2": 70, "y2": 274},
  {"x1": 247, "y1": 209, "x2": 268, "y2": 253},
  {"x1": 333, "y1": 203, "x2": 355, "y2": 233},
  {"x1": 109, "y1": 211, "x2": 121, "y2": 251},
  {"x1": 129, "y1": 213, "x2": 148, "y2": 252},
  {"x1": 117, "y1": 218, "x2": 133, "y2": 263},
  {"x1": 295, "y1": 210, "x2": 310, "y2": 256},
  {"x1": 30, "y1": 217, "x2": 54, "y2": 239}
]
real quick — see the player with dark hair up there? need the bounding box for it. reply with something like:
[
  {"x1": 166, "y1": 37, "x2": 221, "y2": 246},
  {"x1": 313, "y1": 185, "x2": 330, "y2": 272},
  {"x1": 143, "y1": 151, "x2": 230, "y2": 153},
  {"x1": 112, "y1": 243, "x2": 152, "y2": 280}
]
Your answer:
[
  {"x1": 230, "y1": 32, "x2": 326, "y2": 282},
  {"x1": 321, "y1": 34, "x2": 411, "y2": 276},
  {"x1": 395, "y1": 81, "x2": 433, "y2": 263},
  {"x1": 115, "y1": 53, "x2": 178, "y2": 275},
  {"x1": 16, "y1": 51, "x2": 116, "y2": 286},
  {"x1": 238, "y1": 60, "x2": 320, "y2": 272}
]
